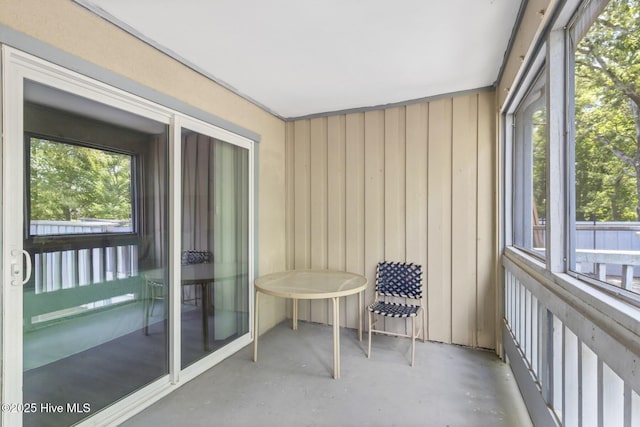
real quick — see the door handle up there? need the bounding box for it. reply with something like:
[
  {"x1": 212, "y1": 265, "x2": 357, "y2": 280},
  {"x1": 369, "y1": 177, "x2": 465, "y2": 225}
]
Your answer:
[
  {"x1": 22, "y1": 250, "x2": 32, "y2": 285},
  {"x1": 10, "y1": 249, "x2": 32, "y2": 286}
]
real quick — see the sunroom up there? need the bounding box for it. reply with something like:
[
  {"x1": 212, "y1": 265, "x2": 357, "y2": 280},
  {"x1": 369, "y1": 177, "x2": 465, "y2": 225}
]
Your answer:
[{"x1": 0, "y1": 0, "x2": 639, "y2": 426}]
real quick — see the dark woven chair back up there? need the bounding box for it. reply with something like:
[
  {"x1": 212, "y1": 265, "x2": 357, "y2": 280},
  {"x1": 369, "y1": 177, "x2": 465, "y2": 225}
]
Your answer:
[
  {"x1": 376, "y1": 262, "x2": 422, "y2": 299},
  {"x1": 181, "y1": 250, "x2": 213, "y2": 265}
]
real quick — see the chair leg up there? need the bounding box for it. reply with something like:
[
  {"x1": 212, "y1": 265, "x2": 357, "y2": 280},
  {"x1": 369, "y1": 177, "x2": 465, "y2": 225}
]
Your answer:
[
  {"x1": 411, "y1": 316, "x2": 416, "y2": 367},
  {"x1": 367, "y1": 311, "x2": 372, "y2": 359},
  {"x1": 143, "y1": 282, "x2": 150, "y2": 335},
  {"x1": 149, "y1": 285, "x2": 155, "y2": 316},
  {"x1": 421, "y1": 307, "x2": 427, "y2": 343}
]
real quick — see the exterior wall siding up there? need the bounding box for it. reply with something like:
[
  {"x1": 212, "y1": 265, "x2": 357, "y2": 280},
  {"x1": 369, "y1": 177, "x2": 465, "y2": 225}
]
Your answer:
[{"x1": 286, "y1": 91, "x2": 497, "y2": 349}]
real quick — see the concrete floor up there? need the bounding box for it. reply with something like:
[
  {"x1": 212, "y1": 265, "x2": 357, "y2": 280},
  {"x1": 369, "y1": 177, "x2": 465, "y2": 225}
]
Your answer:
[{"x1": 123, "y1": 321, "x2": 533, "y2": 427}]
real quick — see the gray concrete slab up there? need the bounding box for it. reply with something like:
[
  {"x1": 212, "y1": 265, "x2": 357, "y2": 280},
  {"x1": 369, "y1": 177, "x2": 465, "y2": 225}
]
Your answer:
[{"x1": 123, "y1": 321, "x2": 532, "y2": 427}]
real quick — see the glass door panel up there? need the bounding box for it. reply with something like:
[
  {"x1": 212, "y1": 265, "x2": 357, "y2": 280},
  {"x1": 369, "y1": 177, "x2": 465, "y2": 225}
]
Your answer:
[
  {"x1": 21, "y1": 80, "x2": 170, "y2": 426},
  {"x1": 180, "y1": 128, "x2": 249, "y2": 368}
]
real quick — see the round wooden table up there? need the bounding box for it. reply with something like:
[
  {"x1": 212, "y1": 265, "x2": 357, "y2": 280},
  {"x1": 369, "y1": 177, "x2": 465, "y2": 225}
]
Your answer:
[{"x1": 253, "y1": 269, "x2": 367, "y2": 379}]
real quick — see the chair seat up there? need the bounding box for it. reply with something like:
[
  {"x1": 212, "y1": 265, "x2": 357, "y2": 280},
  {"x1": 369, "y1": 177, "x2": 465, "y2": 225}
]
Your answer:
[{"x1": 368, "y1": 301, "x2": 421, "y2": 318}]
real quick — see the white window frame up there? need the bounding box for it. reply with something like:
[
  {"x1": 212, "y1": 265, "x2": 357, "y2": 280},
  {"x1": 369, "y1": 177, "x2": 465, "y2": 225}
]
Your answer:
[
  {"x1": 511, "y1": 69, "x2": 547, "y2": 258},
  {"x1": 565, "y1": 0, "x2": 640, "y2": 305}
]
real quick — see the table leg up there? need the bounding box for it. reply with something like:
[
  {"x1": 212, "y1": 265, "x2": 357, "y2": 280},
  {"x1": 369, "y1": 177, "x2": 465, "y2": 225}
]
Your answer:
[
  {"x1": 292, "y1": 298, "x2": 298, "y2": 330},
  {"x1": 358, "y1": 291, "x2": 362, "y2": 342},
  {"x1": 143, "y1": 281, "x2": 150, "y2": 335},
  {"x1": 253, "y1": 290, "x2": 260, "y2": 362},
  {"x1": 202, "y1": 283, "x2": 209, "y2": 351},
  {"x1": 332, "y1": 297, "x2": 340, "y2": 379}
]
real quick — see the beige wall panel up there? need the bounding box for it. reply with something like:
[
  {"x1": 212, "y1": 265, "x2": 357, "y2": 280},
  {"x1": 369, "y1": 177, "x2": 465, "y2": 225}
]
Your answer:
[
  {"x1": 383, "y1": 106, "x2": 407, "y2": 334},
  {"x1": 286, "y1": 121, "x2": 296, "y2": 270},
  {"x1": 309, "y1": 117, "x2": 329, "y2": 324},
  {"x1": 405, "y1": 103, "x2": 429, "y2": 340},
  {"x1": 327, "y1": 116, "x2": 347, "y2": 271},
  {"x1": 286, "y1": 92, "x2": 497, "y2": 349},
  {"x1": 476, "y1": 92, "x2": 497, "y2": 349},
  {"x1": 384, "y1": 107, "x2": 407, "y2": 262},
  {"x1": 364, "y1": 110, "x2": 385, "y2": 313},
  {"x1": 284, "y1": 121, "x2": 295, "y2": 321},
  {"x1": 451, "y1": 95, "x2": 479, "y2": 347},
  {"x1": 427, "y1": 98, "x2": 453, "y2": 344},
  {"x1": 293, "y1": 120, "x2": 312, "y2": 320},
  {"x1": 345, "y1": 113, "x2": 366, "y2": 329},
  {"x1": 327, "y1": 116, "x2": 353, "y2": 327}
]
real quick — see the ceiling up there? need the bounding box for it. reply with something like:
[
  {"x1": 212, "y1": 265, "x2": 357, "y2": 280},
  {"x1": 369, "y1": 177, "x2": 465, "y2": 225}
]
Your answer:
[{"x1": 78, "y1": 0, "x2": 522, "y2": 119}]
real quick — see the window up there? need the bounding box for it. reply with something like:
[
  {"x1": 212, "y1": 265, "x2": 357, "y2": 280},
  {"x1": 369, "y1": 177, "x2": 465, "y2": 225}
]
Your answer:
[
  {"x1": 571, "y1": 0, "x2": 640, "y2": 297},
  {"x1": 27, "y1": 136, "x2": 135, "y2": 236},
  {"x1": 512, "y1": 71, "x2": 547, "y2": 259}
]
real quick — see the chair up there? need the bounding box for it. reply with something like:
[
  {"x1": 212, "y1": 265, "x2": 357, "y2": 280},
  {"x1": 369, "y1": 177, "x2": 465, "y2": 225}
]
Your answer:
[
  {"x1": 144, "y1": 249, "x2": 213, "y2": 335},
  {"x1": 181, "y1": 250, "x2": 213, "y2": 305},
  {"x1": 367, "y1": 261, "x2": 426, "y2": 366}
]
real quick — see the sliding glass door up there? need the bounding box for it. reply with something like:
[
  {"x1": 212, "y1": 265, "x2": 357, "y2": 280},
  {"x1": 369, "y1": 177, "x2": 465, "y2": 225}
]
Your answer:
[
  {"x1": 20, "y1": 81, "x2": 170, "y2": 427},
  {"x1": 2, "y1": 47, "x2": 254, "y2": 427}
]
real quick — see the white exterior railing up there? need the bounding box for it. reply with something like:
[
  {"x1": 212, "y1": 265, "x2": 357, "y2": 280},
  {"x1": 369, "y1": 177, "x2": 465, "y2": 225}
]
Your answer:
[
  {"x1": 502, "y1": 248, "x2": 640, "y2": 427},
  {"x1": 575, "y1": 249, "x2": 640, "y2": 291},
  {"x1": 33, "y1": 245, "x2": 138, "y2": 294}
]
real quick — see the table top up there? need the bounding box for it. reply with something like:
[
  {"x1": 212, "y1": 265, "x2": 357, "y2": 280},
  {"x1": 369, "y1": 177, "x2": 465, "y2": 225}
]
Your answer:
[
  {"x1": 254, "y1": 270, "x2": 367, "y2": 300},
  {"x1": 144, "y1": 263, "x2": 215, "y2": 285}
]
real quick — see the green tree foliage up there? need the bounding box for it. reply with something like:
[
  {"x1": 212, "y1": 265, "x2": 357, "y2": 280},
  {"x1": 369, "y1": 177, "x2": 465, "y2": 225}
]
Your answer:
[
  {"x1": 575, "y1": 0, "x2": 640, "y2": 221},
  {"x1": 532, "y1": 108, "x2": 547, "y2": 220},
  {"x1": 30, "y1": 138, "x2": 132, "y2": 222}
]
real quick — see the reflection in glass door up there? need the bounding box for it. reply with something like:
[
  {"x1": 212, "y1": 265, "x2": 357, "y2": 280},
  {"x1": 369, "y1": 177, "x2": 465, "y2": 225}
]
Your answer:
[
  {"x1": 21, "y1": 81, "x2": 170, "y2": 426},
  {"x1": 180, "y1": 129, "x2": 249, "y2": 368}
]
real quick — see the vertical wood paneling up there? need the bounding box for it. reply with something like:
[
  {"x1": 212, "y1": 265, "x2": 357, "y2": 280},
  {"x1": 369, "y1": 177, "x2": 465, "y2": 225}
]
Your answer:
[
  {"x1": 283, "y1": 121, "x2": 296, "y2": 321},
  {"x1": 286, "y1": 90, "x2": 497, "y2": 350},
  {"x1": 364, "y1": 110, "x2": 385, "y2": 311},
  {"x1": 384, "y1": 106, "x2": 407, "y2": 334},
  {"x1": 427, "y1": 98, "x2": 453, "y2": 344},
  {"x1": 384, "y1": 106, "x2": 406, "y2": 262},
  {"x1": 451, "y1": 95, "x2": 479, "y2": 347},
  {"x1": 327, "y1": 116, "x2": 346, "y2": 271},
  {"x1": 293, "y1": 119, "x2": 311, "y2": 321},
  {"x1": 285, "y1": 121, "x2": 295, "y2": 270},
  {"x1": 405, "y1": 103, "x2": 429, "y2": 340},
  {"x1": 327, "y1": 115, "x2": 350, "y2": 326},
  {"x1": 345, "y1": 113, "x2": 366, "y2": 330},
  {"x1": 477, "y1": 91, "x2": 496, "y2": 349},
  {"x1": 310, "y1": 117, "x2": 328, "y2": 324}
]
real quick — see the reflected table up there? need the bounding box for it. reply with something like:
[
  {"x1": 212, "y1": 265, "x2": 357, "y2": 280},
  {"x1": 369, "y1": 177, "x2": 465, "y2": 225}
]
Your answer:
[
  {"x1": 253, "y1": 270, "x2": 368, "y2": 379},
  {"x1": 144, "y1": 264, "x2": 215, "y2": 350}
]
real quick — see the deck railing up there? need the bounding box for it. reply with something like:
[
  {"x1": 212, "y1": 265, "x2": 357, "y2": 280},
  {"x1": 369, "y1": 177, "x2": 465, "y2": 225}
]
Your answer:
[
  {"x1": 502, "y1": 248, "x2": 640, "y2": 427},
  {"x1": 32, "y1": 245, "x2": 138, "y2": 294},
  {"x1": 575, "y1": 249, "x2": 640, "y2": 291},
  {"x1": 24, "y1": 221, "x2": 142, "y2": 329}
]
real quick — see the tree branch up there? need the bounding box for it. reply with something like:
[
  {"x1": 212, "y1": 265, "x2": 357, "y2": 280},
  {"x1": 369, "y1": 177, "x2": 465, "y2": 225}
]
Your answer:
[
  {"x1": 597, "y1": 135, "x2": 635, "y2": 167},
  {"x1": 580, "y1": 44, "x2": 640, "y2": 107}
]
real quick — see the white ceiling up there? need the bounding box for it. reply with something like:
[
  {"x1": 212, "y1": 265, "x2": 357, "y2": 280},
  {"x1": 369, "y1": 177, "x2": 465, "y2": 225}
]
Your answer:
[{"x1": 79, "y1": 0, "x2": 522, "y2": 119}]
